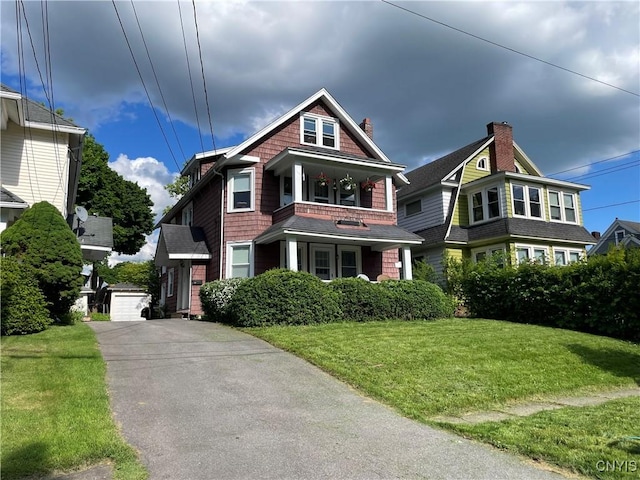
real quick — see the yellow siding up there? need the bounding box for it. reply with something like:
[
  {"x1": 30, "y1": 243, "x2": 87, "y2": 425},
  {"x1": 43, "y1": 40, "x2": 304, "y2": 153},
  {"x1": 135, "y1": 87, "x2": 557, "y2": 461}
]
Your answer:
[
  {"x1": 453, "y1": 193, "x2": 468, "y2": 226},
  {"x1": 0, "y1": 122, "x2": 70, "y2": 216},
  {"x1": 461, "y1": 148, "x2": 492, "y2": 184}
]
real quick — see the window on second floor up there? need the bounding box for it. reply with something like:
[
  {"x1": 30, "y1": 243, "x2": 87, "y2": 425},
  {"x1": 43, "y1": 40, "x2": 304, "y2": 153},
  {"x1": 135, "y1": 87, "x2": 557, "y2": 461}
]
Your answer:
[
  {"x1": 512, "y1": 184, "x2": 542, "y2": 219},
  {"x1": 227, "y1": 167, "x2": 254, "y2": 212},
  {"x1": 405, "y1": 199, "x2": 422, "y2": 217},
  {"x1": 181, "y1": 203, "x2": 193, "y2": 226},
  {"x1": 548, "y1": 190, "x2": 577, "y2": 223},
  {"x1": 301, "y1": 114, "x2": 339, "y2": 149},
  {"x1": 469, "y1": 186, "x2": 501, "y2": 223},
  {"x1": 615, "y1": 230, "x2": 625, "y2": 245}
]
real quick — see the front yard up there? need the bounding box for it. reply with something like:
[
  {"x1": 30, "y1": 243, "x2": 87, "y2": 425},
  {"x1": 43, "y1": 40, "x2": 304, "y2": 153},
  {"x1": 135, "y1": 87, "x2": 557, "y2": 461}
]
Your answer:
[
  {"x1": 1, "y1": 323, "x2": 147, "y2": 480},
  {"x1": 248, "y1": 319, "x2": 640, "y2": 479}
]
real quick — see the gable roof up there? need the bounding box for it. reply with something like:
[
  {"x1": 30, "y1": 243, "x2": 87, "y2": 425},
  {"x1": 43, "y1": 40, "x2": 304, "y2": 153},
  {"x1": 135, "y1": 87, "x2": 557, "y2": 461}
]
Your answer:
[
  {"x1": 223, "y1": 88, "x2": 393, "y2": 166},
  {"x1": 589, "y1": 218, "x2": 640, "y2": 255},
  {"x1": 398, "y1": 137, "x2": 491, "y2": 199},
  {"x1": 156, "y1": 224, "x2": 211, "y2": 262}
]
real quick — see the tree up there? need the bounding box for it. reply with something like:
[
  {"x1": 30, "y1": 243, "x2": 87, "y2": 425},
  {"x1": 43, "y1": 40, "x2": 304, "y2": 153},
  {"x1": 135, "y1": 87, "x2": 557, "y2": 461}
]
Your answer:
[
  {"x1": 96, "y1": 260, "x2": 160, "y2": 306},
  {"x1": 76, "y1": 133, "x2": 154, "y2": 255},
  {"x1": 0, "y1": 201, "x2": 83, "y2": 318},
  {"x1": 163, "y1": 175, "x2": 189, "y2": 214}
]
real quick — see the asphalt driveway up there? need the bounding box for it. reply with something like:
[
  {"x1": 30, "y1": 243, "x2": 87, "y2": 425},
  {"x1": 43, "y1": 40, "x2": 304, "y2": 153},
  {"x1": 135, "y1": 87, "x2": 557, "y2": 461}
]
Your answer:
[{"x1": 90, "y1": 319, "x2": 564, "y2": 480}]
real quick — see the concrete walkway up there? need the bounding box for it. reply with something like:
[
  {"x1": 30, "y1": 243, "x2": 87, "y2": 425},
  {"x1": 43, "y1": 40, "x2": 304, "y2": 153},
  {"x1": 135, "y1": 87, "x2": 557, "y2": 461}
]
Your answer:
[
  {"x1": 89, "y1": 319, "x2": 567, "y2": 480},
  {"x1": 432, "y1": 387, "x2": 640, "y2": 425}
]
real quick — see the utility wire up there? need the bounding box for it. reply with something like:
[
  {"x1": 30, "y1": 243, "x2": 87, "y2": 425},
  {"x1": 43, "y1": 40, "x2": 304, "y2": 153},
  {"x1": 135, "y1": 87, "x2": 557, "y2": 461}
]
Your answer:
[
  {"x1": 178, "y1": 0, "x2": 205, "y2": 156},
  {"x1": 564, "y1": 159, "x2": 639, "y2": 182},
  {"x1": 547, "y1": 150, "x2": 639, "y2": 177},
  {"x1": 191, "y1": 0, "x2": 217, "y2": 153},
  {"x1": 129, "y1": 0, "x2": 187, "y2": 161},
  {"x1": 111, "y1": 0, "x2": 181, "y2": 171},
  {"x1": 381, "y1": 0, "x2": 639, "y2": 97},
  {"x1": 583, "y1": 200, "x2": 640, "y2": 212}
]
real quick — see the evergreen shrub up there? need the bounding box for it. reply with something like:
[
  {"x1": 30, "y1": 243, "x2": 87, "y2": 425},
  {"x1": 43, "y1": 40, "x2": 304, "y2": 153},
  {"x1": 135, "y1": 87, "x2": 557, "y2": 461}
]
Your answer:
[
  {"x1": 328, "y1": 278, "x2": 391, "y2": 321},
  {"x1": 1, "y1": 256, "x2": 51, "y2": 335},
  {"x1": 379, "y1": 280, "x2": 456, "y2": 320},
  {"x1": 227, "y1": 269, "x2": 342, "y2": 327}
]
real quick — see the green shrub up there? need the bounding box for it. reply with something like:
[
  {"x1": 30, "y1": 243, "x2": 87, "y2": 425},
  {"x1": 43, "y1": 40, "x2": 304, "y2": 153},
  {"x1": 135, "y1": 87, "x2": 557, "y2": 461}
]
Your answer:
[
  {"x1": 90, "y1": 312, "x2": 111, "y2": 322},
  {"x1": 0, "y1": 201, "x2": 83, "y2": 318},
  {"x1": 379, "y1": 280, "x2": 455, "y2": 320},
  {"x1": 228, "y1": 269, "x2": 342, "y2": 327},
  {"x1": 0, "y1": 257, "x2": 51, "y2": 335},
  {"x1": 60, "y1": 310, "x2": 84, "y2": 326},
  {"x1": 200, "y1": 278, "x2": 247, "y2": 322},
  {"x1": 329, "y1": 278, "x2": 391, "y2": 321}
]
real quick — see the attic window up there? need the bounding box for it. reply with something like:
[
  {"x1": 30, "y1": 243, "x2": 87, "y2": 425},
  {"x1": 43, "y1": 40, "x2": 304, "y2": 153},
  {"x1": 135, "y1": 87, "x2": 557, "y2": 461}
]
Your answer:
[
  {"x1": 477, "y1": 157, "x2": 489, "y2": 171},
  {"x1": 301, "y1": 113, "x2": 339, "y2": 150}
]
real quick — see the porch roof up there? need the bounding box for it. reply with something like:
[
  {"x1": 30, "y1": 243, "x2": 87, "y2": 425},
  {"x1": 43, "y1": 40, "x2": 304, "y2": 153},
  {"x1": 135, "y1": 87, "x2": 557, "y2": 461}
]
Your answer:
[
  {"x1": 0, "y1": 187, "x2": 29, "y2": 209},
  {"x1": 255, "y1": 215, "x2": 423, "y2": 251},
  {"x1": 156, "y1": 224, "x2": 212, "y2": 265}
]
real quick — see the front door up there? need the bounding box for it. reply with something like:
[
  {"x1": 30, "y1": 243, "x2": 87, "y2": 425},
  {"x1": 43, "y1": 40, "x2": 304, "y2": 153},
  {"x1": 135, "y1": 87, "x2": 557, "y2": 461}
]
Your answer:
[
  {"x1": 310, "y1": 244, "x2": 334, "y2": 281},
  {"x1": 177, "y1": 262, "x2": 191, "y2": 311}
]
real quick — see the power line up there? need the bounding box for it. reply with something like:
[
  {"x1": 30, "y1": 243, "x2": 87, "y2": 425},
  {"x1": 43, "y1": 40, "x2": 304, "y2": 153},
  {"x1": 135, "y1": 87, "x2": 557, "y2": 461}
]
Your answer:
[
  {"x1": 129, "y1": 0, "x2": 186, "y2": 161},
  {"x1": 547, "y1": 150, "x2": 639, "y2": 177},
  {"x1": 583, "y1": 200, "x2": 640, "y2": 212},
  {"x1": 191, "y1": 0, "x2": 217, "y2": 153},
  {"x1": 381, "y1": 0, "x2": 639, "y2": 97},
  {"x1": 111, "y1": 0, "x2": 181, "y2": 171},
  {"x1": 178, "y1": 0, "x2": 205, "y2": 155},
  {"x1": 565, "y1": 159, "x2": 639, "y2": 182}
]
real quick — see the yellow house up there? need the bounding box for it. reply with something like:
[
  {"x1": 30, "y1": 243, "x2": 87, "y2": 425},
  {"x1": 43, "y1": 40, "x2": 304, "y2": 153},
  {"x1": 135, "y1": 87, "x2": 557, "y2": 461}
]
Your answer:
[{"x1": 397, "y1": 122, "x2": 597, "y2": 277}]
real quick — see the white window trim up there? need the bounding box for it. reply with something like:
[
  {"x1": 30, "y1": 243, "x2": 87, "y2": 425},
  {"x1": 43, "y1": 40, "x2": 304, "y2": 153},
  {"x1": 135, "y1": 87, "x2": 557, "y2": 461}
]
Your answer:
[
  {"x1": 226, "y1": 241, "x2": 254, "y2": 279},
  {"x1": 548, "y1": 190, "x2": 578, "y2": 224},
  {"x1": 405, "y1": 199, "x2": 422, "y2": 217},
  {"x1": 615, "y1": 229, "x2": 626, "y2": 245},
  {"x1": 310, "y1": 243, "x2": 335, "y2": 281},
  {"x1": 279, "y1": 241, "x2": 308, "y2": 272},
  {"x1": 182, "y1": 202, "x2": 194, "y2": 226},
  {"x1": 167, "y1": 268, "x2": 175, "y2": 297},
  {"x1": 337, "y1": 245, "x2": 362, "y2": 278},
  {"x1": 514, "y1": 244, "x2": 549, "y2": 265},
  {"x1": 300, "y1": 113, "x2": 340, "y2": 150},
  {"x1": 468, "y1": 185, "x2": 502, "y2": 225},
  {"x1": 552, "y1": 247, "x2": 583, "y2": 265},
  {"x1": 511, "y1": 184, "x2": 544, "y2": 220},
  {"x1": 476, "y1": 156, "x2": 489, "y2": 171},
  {"x1": 471, "y1": 244, "x2": 506, "y2": 263},
  {"x1": 227, "y1": 167, "x2": 255, "y2": 213}
]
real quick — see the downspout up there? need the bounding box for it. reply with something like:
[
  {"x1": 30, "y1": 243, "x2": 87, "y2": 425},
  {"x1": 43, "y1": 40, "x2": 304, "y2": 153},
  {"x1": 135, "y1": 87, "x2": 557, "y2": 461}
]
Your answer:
[{"x1": 212, "y1": 166, "x2": 225, "y2": 279}]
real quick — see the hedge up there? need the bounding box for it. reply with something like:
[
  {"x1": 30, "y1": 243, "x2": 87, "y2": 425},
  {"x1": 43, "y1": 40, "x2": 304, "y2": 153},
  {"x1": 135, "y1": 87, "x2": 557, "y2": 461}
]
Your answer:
[
  {"x1": 328, "y1": 278, "x2": 391, "y2": 322},
  {"x1": 378, "y1": 280, "x2": 456, "y2": 320},
  {"x1": 457, "y1": 247, "x2": 640, "y2": 341},
  {"x1": 200, "y1": 278, "x2": 247, "y2": 322}
]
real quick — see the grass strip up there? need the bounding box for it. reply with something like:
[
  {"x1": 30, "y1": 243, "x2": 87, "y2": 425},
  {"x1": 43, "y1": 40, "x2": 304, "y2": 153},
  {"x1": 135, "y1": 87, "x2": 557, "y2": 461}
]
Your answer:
[
  {"x1": 445, "y1": 397, "x2": 640, "y2": 480},
  {"x1": 1, "y1": 323, "x2": 147, "y2": 480}
]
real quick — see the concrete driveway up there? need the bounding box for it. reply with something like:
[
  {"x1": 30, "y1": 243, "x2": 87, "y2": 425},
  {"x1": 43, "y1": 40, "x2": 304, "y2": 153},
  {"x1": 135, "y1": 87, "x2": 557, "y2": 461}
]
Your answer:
[{"x1": 90, "y1": 319, "x2": 564, "y2": 480}]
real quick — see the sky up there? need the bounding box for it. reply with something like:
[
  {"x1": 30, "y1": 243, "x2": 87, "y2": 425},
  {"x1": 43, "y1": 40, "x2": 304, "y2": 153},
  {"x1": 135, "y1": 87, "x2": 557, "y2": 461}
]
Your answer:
[{"x1": 1, "y1": 0, "x2": 638, "y2": 264}]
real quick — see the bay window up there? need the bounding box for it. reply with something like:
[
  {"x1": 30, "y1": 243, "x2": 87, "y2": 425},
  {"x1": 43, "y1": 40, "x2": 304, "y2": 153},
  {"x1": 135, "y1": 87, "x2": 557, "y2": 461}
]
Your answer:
[
  {"x1": 469, "y1": 186, "x2": 501, "y2": 224},
  {"x1": 548, "y1": 190, "x2": 577, "y2": 223}
]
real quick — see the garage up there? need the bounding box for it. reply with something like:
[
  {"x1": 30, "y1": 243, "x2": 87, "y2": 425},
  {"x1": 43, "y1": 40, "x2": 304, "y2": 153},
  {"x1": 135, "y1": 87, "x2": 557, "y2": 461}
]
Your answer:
[{"x1": 108, "y1": 283, "x2": 150, "y2": 322}]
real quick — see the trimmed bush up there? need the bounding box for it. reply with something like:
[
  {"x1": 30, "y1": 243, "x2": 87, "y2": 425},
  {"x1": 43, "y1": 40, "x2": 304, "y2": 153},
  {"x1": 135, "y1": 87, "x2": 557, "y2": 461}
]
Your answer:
[
  {"x1": 200, "y1": 278, "x2": 247, "y2": 322},
  {"x1": 0, "y1": 201, "x2": 83, "y2": 318},
  {"x1": 1, "y1": 256, "x2": 51, "y2": 335},
  {"x1": 329, "y1": 278, "x2": 391, "y2": 321},
  {"x1": 379, "y1": 280, "x2": 456, "y2": 320},
  {"x1": 227, "y1": 269, "x2": 342, "y2": 327}
]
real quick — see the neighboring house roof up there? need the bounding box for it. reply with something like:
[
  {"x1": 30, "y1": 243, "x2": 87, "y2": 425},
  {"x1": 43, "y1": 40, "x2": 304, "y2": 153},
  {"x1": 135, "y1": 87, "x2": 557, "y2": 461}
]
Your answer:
[
  {"x1": 68, "y1": 214, "x2": 114, "y2": 262},
  {"x1": 589, "y1": 218, "x2": 640, "y2": 255},
  {"x1": 1, "y1": 84, "x2": 81, "y2": 130},
  {"x1": 0, "y1": 187, "x2": 29, "y2": 208},
  {"x1": 255, "y1": 215, "x2": 423, "y2": 249},
  {"x1": 107, "y1": 282, "x2": 147, "y2": 292},
  {"x1": 398, "y1": 137, "x2": 491, "y2": 199},
  {"x1": 156, "y1": 224, "x2": 212, "y2": 263},
  {"x1": 417, "y1": 218, "x2": 596, "y2": 246}
]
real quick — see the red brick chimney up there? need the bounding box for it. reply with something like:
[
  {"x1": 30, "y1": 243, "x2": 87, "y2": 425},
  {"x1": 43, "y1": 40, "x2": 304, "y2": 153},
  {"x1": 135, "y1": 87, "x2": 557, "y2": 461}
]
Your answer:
[
  {"x1": 591, "y1": 231, "x2": 601, "y2": 240},
  {"x1": 359, "y1": 118, "x2": 373, "y2": 139},
  {"x1": 487, "y1": 121, "x2": 515, "y2": 173}
]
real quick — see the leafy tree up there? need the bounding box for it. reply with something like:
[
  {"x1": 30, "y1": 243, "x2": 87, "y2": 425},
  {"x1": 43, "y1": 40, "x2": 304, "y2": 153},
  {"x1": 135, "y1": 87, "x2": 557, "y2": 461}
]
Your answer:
[
  {"x1": 96, "y1": 260, "x2": 160, "y2": 306},
  {"x1": 163, "y1": 175, "x2": 189, "y2": 214},
  {"x1": 0, "y1": 201, "x2": 83, "y2": 318},
  {"x1": 76, "y1": 133, "x2": 154, "y2": 255}
]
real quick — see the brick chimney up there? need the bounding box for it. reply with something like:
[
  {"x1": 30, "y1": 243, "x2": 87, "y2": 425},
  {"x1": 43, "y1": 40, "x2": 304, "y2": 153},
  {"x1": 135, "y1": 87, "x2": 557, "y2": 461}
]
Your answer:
[
  {"x1": 487, "y1": 121, "x2": 515, "y2": 173},
  {"x1": 591, "y1": 231, "x2": 601, "y2": 240},
  {"x1": 359, "y1": 118, "x2": 373, "y2": 139}
]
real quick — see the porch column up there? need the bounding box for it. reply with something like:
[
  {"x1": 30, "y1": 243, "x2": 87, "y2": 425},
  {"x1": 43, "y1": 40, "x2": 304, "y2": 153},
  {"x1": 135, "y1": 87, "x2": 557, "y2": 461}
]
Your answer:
[
  {"x1": 385, "y1": 175, "x2": 394, "y2": 212},
  {"x1": 402, "y1": 247, "x2": 413, "y2": 280},
  {"x1": 286, "y1": 235, "x2": 298, "y2": 272},
  {"x1": 293, "y1": 162, "x2": 303, "y2": 203}
]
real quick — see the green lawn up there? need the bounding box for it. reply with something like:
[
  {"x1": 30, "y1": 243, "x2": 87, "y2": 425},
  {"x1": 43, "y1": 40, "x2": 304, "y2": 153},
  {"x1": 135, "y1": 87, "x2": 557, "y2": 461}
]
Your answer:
[
  {"x1": 1, "y1": 323, "x2": 147, "y2": 480},
  {"x1": 248, "y1": 318, "x2": 640, "y2": 478}
]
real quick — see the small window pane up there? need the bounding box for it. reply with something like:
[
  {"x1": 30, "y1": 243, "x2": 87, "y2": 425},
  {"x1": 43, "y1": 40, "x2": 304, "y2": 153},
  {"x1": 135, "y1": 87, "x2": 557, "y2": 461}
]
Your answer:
[
  {"x1": 406, "y1": 200, "x2": 421, "y2": 216},
  {"x1": 534, "y1": 249, "x2": 546, "y2": 263},
  {"x1": 234, "y1": 174, "x2": 250, "y2": 192},
  {"x1": 517, "y1": 248, "x2": 529, "y2": 263},
  {"x1": 322, "y1": 121, "x2": 335, "y2": 147},
  {"x1": 564, "y1": 194, "x2": 576, "y2": 222},
  {"x1": 232, "y1": 246, "x2": 250, "y2": 264},
  {"x1": 232, "y1": 265, "x2": 250, "y2": 278},
  {"x1": 529, "y1": 187, "x2": 541, "y2": 218},
  {"x1": 487, "y1": 187, "x2": 499, "y2": 218},
  {"x1": 472, "y1": 192, "x2": 484, "y2": 222},
  {"x1": 314, "y1": 250, "x2": 331, "y2": 280},
  {"x1": 555, "y1": 251, "x2": 567, "y2": 265},
  {"x1": 569, "y1": 252, "x2": 580, "y2": 263},
  {"x1": 234, "y1": 191, "x2": 251, "y2": 209},
  {"x1": 549, "y1": 192, "x2": 561, "y2": 220},
  {"x1": 303, "y1": 118, "x2": 316, "y2": 144},
  {"x1": 513, "y1": 185, "x2": 525, "y2": 216}
]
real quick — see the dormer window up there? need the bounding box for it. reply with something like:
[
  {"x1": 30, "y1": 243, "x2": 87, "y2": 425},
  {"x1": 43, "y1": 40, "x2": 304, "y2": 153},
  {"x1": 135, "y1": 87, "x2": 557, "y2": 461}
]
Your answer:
[
  {"x1": 476, "y1": 157, "x2": 489, "y2": 171},
  {"x1": 301, "y1": 113, "x2": 339, "y2": 149}
]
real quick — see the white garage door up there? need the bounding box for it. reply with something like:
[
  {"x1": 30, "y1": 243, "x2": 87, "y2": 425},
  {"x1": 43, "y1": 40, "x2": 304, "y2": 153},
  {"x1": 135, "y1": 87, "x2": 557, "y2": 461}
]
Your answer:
[{"x1": 111, "y1": 293, "x2": 148, "y2": 322}]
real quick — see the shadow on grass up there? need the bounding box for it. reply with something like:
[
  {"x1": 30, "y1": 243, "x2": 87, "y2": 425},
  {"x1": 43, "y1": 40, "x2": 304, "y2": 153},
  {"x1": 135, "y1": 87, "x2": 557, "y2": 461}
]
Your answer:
[
  {"x1": 1, "y1": 441, "x2": 49, "y2": 480},
  {"x1": 566, "y1": 344, "x2": 640, "y2": 386}
]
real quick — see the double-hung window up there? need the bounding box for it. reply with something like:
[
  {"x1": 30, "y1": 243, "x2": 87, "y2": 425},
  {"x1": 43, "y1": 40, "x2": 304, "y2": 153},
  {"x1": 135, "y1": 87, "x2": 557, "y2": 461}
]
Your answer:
[
  {"x1": 553, "y1": 248, "x2": 581, "y2": 266},
  {"x1": 227, "y1": 242, "x2": 253, "y2": 278},
  {"x1": 228, "y1": 168, "x2": 254, "y2": 212},
  {"x1": 469, "y1": 186, "x2": 501, "y2": 224},
  {"x1": 515, "y1": 245, "x2": 548, "y2": 264},
  {"x1": 512, "y1": 184, "x2": 542, "y2": 219},
  {"x1": 301, "y1": 114, "x2": 339, "y2": 149},
  {"x1": 548, "y1": 190, "x2": 577, "y2": 223}
]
